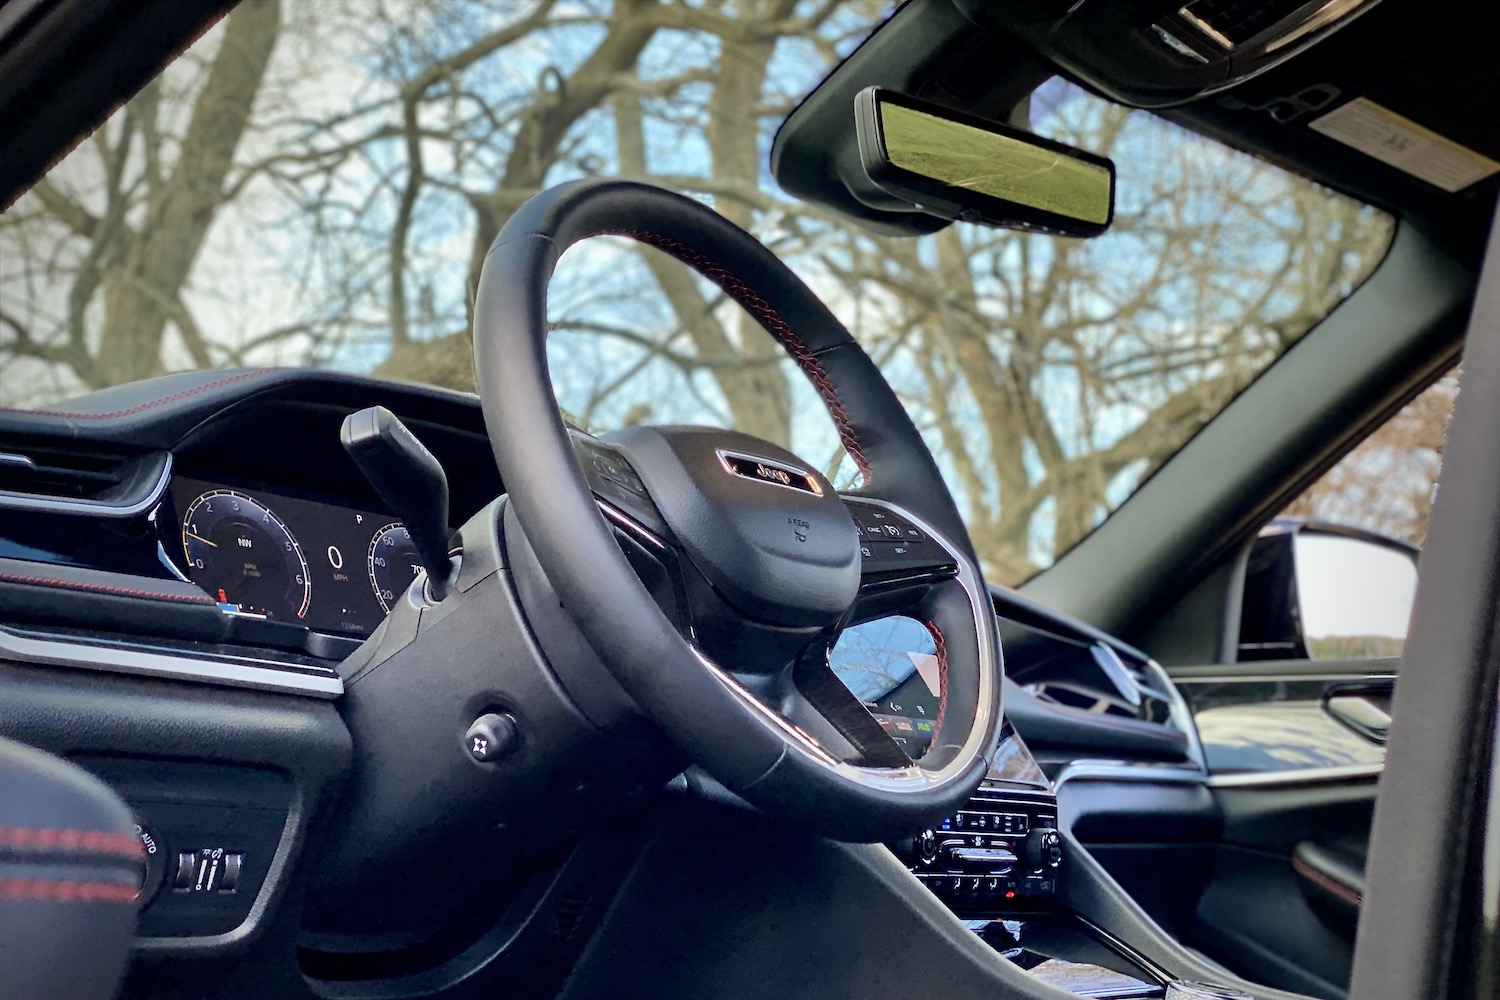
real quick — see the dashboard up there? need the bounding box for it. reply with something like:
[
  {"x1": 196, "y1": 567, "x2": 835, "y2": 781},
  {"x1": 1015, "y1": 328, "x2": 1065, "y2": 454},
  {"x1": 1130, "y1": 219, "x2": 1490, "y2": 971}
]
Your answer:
[
  {"x1": 0, "y1": 370, "x2": 1192, "y2": 773},
  {"x1": 0, "y1": 369, "x2": 1205, "y2": 992}
]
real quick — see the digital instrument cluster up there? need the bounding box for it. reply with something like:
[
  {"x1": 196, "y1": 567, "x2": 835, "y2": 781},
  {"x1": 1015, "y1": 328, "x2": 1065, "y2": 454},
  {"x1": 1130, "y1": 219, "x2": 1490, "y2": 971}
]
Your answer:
[{"x1": 169, "y1": 476, "x2": 423, "y2": 637}]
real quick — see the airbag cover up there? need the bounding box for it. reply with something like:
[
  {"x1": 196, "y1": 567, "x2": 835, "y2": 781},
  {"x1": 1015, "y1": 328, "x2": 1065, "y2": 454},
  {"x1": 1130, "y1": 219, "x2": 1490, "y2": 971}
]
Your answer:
[{"x1": 606, "y1": 426, "x2": 859, "y2": 628}]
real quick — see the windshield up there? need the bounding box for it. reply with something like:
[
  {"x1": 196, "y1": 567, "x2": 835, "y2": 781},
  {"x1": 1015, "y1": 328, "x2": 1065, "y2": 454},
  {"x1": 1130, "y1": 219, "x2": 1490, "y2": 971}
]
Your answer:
[{"x1": 0, "y1": 0, "x2": 1392, "y2": 584}]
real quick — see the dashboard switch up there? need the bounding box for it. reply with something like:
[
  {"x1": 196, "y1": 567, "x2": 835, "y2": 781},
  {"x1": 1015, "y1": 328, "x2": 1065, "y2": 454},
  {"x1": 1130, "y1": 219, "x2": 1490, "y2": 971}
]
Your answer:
[
  {"x1": 173, "y1": 851, "x2": 198, "y2": 891},
  {"x1": 465, "y1": 713, "x2": 519, "y2": 763},
  {"x1": 220, "y1": 853, "x2": 243, "y2": 893}
]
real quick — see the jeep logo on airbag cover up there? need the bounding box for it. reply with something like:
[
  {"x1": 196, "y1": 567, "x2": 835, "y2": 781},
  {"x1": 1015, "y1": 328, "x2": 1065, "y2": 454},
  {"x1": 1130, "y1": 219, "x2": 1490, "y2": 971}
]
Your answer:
[{"x1": 718, "y1": 451, "x2": 823, "y2": 495}]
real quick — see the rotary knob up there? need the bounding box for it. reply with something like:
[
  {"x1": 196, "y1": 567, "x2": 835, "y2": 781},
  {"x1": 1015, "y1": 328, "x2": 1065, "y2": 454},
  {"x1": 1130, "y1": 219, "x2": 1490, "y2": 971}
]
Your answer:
[
  {"x1": 1024, "y1": 827, "x2": 1063, "y2": 871},
  {"x1": 916, "y1": 829, "x2": 939, "y2": 864}
]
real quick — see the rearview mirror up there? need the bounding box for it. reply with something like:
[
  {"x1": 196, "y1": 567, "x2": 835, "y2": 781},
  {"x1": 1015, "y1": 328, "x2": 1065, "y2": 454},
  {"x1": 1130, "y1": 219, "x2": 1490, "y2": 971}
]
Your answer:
[{"x1": 854, "y1": 88, "x2": 1115, "y2": 237}]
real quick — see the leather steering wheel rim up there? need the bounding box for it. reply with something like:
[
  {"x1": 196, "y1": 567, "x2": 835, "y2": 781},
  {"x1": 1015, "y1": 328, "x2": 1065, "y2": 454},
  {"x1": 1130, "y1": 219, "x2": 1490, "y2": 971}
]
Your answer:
[{"x1": 473, "y1": 178, "x2": 1002, "y2": 841}]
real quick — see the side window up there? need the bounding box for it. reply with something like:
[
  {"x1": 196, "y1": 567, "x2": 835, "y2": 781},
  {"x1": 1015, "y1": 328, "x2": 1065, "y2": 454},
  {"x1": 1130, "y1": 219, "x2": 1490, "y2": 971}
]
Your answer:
[{"x1": 1237, "y1": 371, "x2": 1458, "y2": 662}]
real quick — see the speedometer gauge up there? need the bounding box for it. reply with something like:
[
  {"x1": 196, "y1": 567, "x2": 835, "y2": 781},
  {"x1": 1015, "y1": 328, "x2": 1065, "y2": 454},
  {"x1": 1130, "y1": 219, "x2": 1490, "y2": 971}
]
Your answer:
[
  {"x1": 367, "y1": 522, "x2": 423, "y2": 612},
  {"x1": 181, "y1": 489, "x2": 311, "y2": 620}
]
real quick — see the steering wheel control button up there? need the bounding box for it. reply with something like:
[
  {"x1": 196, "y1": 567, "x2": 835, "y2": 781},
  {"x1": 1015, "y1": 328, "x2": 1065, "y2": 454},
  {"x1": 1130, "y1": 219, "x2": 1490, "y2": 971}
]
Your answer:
[
  {"x1": 846, "y1": 501, "x2": 955, "y2": 579},
  {"x1": 464, "y1": 713, "x2": 518, "y2": 763}
]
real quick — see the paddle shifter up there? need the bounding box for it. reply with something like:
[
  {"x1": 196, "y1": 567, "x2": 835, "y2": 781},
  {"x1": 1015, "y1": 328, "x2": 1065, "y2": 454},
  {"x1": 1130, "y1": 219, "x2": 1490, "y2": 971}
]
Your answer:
[{"x1": 340, "y1": 405, "x2": 455, "y2": 602}]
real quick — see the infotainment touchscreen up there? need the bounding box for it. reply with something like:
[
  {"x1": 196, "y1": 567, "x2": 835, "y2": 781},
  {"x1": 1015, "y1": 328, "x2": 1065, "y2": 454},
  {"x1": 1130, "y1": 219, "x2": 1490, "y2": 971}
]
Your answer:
[{"x1": 829, "y1": 615, "x2": 945, "y2": 759}]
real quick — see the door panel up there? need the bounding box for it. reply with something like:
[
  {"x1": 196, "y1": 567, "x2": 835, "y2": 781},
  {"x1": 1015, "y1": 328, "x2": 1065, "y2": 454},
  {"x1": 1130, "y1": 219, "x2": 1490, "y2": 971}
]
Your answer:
[
  {"x1": 1192, "y1": 775, "x2": 1378, "y2": 999},
  {"x1": 1151, "y1": 659, "x2": 1389, "y2": 998}
]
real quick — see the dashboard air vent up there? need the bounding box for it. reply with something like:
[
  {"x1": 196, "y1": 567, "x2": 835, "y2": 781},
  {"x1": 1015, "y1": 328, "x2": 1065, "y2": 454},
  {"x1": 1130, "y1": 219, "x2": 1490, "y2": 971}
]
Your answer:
[{"x1": 0, "y1": 443, "x2": 170, "y2": 516}]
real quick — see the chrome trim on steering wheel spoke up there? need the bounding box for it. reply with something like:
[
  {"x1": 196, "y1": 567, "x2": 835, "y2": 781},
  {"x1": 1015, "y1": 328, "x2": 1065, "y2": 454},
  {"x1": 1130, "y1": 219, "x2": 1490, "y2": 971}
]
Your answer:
[{"x1": 597, "y1": 499, "x2": 668, "y2": 550}]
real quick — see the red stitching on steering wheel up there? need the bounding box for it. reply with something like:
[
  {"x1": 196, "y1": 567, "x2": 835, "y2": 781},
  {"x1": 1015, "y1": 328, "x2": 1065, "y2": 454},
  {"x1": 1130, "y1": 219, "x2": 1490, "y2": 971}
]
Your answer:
[
  {"x1": 925, "y1": 620, "x2": 948, "y2": 736},
  {"x1": 597, "y1": 229, "x2": 873, "y2": 485}
]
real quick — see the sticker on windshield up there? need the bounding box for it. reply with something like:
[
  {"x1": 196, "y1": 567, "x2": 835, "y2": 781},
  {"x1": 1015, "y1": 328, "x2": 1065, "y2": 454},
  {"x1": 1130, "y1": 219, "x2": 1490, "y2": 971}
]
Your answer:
[{"x1": 1309, "y1": 98, "x2": 1500, "y2": 193}]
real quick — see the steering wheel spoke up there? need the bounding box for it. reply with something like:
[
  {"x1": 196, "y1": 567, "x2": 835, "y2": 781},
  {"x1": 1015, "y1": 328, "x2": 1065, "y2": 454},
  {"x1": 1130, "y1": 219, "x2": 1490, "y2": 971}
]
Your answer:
[{"x1": 789, "y1": 648, "x2": 916, "y2": 768}]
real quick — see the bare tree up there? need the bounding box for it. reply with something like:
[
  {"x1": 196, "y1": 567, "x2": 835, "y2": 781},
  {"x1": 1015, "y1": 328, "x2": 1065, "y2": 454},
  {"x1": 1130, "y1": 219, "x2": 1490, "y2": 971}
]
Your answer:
[
  {"x1": 0, "y1": 0, "x2": 1398, "y2": 584},
  {"x1": 0, "y1": 0, "x2": 282, "y2": 398},
  {"x1": 1283, "y1": 371, "x2": 1458, "y2": 546}
]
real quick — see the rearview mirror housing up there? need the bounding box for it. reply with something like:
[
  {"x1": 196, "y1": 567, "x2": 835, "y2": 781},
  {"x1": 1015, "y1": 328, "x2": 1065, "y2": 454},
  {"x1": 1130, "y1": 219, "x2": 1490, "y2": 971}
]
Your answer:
[{"x1": 853, "y1": 87, "x2": 1115, "y2": 238}]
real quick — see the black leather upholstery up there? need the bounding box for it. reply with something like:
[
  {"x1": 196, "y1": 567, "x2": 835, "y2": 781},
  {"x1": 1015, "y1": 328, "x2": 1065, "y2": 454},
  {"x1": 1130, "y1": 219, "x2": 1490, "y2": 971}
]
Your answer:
[{"x1": 0, "y1": 737, "x2": 140, "y2": 1000}]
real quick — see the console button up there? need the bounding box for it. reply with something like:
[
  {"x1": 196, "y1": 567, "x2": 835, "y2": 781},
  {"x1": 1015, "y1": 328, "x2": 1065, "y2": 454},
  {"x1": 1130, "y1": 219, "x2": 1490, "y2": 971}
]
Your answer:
[
  {"x1": 924, "y1": 874, "x2": 953, "y2": 897},
  {"x1": 133, "y1": 823, "x2": 165, "y2": 902},
  {"x1": 1024, "y1": 828, "x2": 1063, "y2": 870},
  {"x1": 946, "y1": 846, "x2": 1018, "y2": 873},
  {"x1": 916, "y1": 830, "x2": 939, "y2": 864}
]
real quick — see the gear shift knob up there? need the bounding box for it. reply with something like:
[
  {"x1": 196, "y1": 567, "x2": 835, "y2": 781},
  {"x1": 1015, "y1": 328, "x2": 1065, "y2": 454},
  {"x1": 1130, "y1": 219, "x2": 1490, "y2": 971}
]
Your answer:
[{"x1": 340, "y1": 405, "x2": 455, "y2": 602}]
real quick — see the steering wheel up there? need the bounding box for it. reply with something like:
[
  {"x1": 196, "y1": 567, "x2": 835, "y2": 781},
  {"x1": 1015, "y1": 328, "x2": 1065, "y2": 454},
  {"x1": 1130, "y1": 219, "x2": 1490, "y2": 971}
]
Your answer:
[{"x1": 472, "y1": 180, "x2": 1001, "y2": 842}]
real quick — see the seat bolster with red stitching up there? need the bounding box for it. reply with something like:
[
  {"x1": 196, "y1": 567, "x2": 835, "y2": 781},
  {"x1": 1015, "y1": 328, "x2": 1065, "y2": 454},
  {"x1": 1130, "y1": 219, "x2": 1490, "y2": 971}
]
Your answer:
[{"x1": 0, "y1": 736, "x2": 142, "y2": 1000}]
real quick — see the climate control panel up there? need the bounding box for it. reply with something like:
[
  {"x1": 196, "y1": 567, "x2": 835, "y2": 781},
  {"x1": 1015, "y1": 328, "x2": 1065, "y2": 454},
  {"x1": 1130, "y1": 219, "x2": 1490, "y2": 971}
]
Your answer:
[{"x1": 899, "y1": 784, "x2": 1061, "y2": 916}]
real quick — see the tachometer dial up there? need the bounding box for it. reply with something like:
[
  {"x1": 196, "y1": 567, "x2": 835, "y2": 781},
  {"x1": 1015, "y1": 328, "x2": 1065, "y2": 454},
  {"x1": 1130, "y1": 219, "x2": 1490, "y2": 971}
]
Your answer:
[
  {"x1": 367, "y1": 522, "x2": 423, "y2": 612},
  {"x1": 181, "y1": 489, "x2": 311, "y2": 620}
]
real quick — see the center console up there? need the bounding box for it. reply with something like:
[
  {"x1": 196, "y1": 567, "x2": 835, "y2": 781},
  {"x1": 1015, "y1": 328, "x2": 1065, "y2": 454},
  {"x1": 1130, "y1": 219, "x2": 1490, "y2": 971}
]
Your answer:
[
  {"x1": 895, "y1": 722, "x2": 1063, "y2": 917},
  {"x1": 892, "y1": 722, "x2": 1167, "y2": 997}
]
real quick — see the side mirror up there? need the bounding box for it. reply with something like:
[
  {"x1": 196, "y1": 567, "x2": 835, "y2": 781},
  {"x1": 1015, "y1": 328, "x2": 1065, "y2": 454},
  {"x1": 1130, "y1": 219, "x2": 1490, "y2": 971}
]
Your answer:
[
  {"x1": 1238, "y1": 522, "x2": 1418, "y2": 662},
  {"x1": 852, "y1": 88, "x2": 1115, "y2": 237}
]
